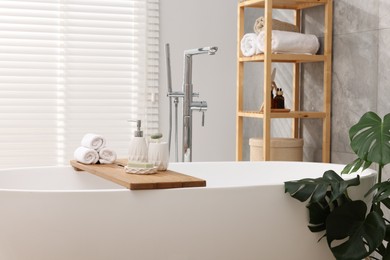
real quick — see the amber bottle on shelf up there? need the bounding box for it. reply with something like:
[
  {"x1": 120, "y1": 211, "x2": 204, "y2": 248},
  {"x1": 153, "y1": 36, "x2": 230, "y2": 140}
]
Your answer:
[{"x1": 273, "y1": 88, "x2": 285, "y2": 109}]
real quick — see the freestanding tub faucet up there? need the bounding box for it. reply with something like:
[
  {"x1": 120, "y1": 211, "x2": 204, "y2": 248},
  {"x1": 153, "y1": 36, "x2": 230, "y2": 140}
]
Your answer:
[
  {"x1": 182, "y1": 47, "x2": 218, "y2": 162},
  {"x1": 166, "y1": 44, "x2": 218, "y2": 162}
]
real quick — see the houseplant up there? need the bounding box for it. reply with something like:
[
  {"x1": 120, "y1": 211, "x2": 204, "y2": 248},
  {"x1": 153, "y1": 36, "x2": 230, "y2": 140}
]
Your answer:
[{"x1": 285, "y1": 111, "x2": 390, "y2": 260}]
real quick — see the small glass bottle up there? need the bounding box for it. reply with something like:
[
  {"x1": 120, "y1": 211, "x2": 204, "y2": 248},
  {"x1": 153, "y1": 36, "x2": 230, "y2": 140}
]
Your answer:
[{"x1": 273, "y1": 88, "x2": 285, "y2": 109}]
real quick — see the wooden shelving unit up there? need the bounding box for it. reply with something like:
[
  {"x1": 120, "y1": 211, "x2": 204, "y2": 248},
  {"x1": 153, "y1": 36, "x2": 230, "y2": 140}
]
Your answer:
[{"x1": 236, "y1": 0, "x2": 333, "y2": 162}]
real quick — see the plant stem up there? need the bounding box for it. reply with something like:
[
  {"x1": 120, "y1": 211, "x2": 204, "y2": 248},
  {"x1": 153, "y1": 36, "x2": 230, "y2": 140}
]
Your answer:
[
  {"x1": 373, "y1": 165, "x2": 383, "y2": 210},
  {"x1": 378, "y1": 165, "x2": 383, "y2": 184}
]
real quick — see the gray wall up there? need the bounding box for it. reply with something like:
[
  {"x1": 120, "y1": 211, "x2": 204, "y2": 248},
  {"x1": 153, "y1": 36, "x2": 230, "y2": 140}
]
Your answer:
[
  {"x1": 159, "y1": 0, "x2": 390, "y2": 169},
  {"x1": 329, "y1": 0, "x2": 390, "y2": 175},
  {"x1": 330, "y1": 0, "x2": 389, "y2": 165}
]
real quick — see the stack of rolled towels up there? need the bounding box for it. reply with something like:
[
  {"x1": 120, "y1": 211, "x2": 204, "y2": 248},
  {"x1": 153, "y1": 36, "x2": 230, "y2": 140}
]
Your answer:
[
  {"x1": 240, "y1": 16, "x2": 320, "y2": 56},
  {"x1": 74, "y1": 133, "x2": 117, "y2": 164}
]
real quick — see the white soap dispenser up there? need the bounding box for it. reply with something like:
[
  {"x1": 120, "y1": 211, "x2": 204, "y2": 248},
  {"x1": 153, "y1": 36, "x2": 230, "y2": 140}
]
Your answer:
[{"x1": 128, "y1": 120, "x2": 148, "y2": 163}]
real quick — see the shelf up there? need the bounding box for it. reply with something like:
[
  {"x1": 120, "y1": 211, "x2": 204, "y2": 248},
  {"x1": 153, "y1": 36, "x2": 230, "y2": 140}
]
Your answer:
[
  {"x1": 237, "y1": 110, "x2": 326, "y2": 119},
  {"x1": 239, "y1": 53, "x2": 325, "y2": 63},
  {"x1": 236, "y1": 0, "x2": 332, "y2": 162},
  {"x1": 239, "y1": 0, "x2": 327, "y2": 10}
]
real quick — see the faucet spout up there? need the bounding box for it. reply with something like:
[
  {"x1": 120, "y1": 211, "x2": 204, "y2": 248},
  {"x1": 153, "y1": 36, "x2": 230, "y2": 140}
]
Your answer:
[{"x1": 184, "y1": 46, "x2": 218, "y2": 56}]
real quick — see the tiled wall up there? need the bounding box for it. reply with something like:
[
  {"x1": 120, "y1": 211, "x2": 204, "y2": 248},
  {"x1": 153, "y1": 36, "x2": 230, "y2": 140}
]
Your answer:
[{"x1": 243, "y1": 0, "x2": 390, "y2": 175}]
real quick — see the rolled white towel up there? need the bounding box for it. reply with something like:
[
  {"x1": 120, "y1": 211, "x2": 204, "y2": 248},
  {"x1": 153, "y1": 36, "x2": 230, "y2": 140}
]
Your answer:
[
  {"x1": 81, "y1": 133, "x2": 106, "y2": 151},
  {"x1": 240, "y1": 33, "x2": 262, "y2": 57},
  {"x1": 253, "y1": 17, "x2": 299, "y2": 34},
  {"x1": 74, "y1": 146, "x2": 99, "y2": 164},
  {"x1": 257, "y1": 30, "x2": 320, "y2": 55},
  {"x1": 98, "y1": 147, "x2": 117, "y2": 164}
]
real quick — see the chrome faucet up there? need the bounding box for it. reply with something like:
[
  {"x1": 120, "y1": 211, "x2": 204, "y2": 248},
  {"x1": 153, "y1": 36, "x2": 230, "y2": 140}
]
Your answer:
[
  {"x1": 182, "y1": 47, "x2": 218, "y2": 162},
  {"x1": 166, "y1": 44, "x2": 218, "y2": 162}
]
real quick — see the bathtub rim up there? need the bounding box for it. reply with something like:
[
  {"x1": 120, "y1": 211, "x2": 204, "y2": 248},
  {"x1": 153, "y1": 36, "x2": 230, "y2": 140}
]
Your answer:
[{"x1": 0, "y1": 161, "x2": 378, "y2": 193}]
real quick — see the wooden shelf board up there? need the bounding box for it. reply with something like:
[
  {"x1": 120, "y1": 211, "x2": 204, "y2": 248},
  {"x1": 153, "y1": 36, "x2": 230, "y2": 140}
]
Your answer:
[
  {"x1": 239, "y1": 0, "x2": 326, "y2": 9},
  {"x1": 239, "y1": 53, "x2": 325, "y2": 63},
  {"x1": 237, "y1": 110, "x2": 326, "y2": 119}
]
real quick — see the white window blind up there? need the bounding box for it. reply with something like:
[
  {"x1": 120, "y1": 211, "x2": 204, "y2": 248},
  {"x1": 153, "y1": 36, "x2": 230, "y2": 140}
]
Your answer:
[{"x1": 0, "y1": 0, "x2": 159, "y2": 168}]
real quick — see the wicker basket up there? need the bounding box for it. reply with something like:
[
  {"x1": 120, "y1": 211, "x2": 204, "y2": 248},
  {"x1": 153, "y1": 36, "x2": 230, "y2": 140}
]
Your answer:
[{"x1": 249, "y1": 138, "x2": 303, "y2": 161}]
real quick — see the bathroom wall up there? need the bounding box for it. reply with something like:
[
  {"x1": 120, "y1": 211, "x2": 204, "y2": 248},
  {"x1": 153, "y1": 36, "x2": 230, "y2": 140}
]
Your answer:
[
  {"x1": 159, "y1": 0, "x2": 237, "y2": 162},
  {"x1": 159, "y1": 0, "x2": 390, "y2": 169}
]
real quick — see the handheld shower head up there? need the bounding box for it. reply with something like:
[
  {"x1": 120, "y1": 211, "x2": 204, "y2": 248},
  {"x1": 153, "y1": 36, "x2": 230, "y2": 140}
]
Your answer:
[{"x1": 165, "y1": 43, "x2": 173, "y2": 93}]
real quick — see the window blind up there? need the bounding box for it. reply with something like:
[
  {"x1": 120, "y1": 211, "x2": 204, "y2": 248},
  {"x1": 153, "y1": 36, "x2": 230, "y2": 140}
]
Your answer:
[{"x1": 0, "y1": 0, "x2": 159, "y2": 168}]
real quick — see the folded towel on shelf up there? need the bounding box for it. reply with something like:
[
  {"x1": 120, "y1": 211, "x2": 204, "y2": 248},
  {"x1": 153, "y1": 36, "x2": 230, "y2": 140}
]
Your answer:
[
  {"x1": 257, "y1": 30, "x2": 320, "y2": 54},
  {"x1": 240, "y1": 33, "x2": 262, "y2": 57},
  {"x1": 81, "y1": 133, "x2": 106, "y2": 151},
  {"x1": 98, "y1": 147, "x2": 117, "y2": 164},
  {"x1": 254, "y1": 17, "x2": 299, "y2": 34},
  {"x1": 74, "y1": 146, "x2": 99, "y2": 164}
]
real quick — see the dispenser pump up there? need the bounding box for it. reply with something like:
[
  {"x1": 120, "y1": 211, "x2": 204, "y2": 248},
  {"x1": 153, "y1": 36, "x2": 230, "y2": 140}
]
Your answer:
[
  {"x1": 134, "y1": 120, "x2": 143, "y2": 137},
  {"x1": 128, "y1": 119, "x2": 148, "y2": 163}
]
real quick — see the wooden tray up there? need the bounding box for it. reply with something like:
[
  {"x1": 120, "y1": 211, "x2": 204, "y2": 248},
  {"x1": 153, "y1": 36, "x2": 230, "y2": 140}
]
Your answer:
[
  {"x1": 70, "y1": 159, "x2": 206, "y2": 190},
  {"x1": 270, "y1": 108, "x2": 290, "y2": 112},
  {"x1": 259, "y1": 104, "x2": 291, "y2": 113}
]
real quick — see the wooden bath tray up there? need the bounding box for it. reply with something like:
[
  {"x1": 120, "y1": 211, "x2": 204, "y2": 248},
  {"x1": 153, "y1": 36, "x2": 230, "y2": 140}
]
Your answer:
[{"x1": 70, "y1": 159, "x2": 206, "y2": 190}]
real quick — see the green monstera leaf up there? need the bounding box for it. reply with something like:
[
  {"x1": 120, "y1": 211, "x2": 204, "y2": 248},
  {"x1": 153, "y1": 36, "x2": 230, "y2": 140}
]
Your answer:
[
  {"x1": 343, "y1": 112, "x2": 390, "y2": 174},
  {"x1": 383, "y1": 245, "x2": 390, "y2": 260},
  {"x1": 306, "y1": 191, "x2": 349, "y2": 233},
  {"x1": 285, "y1": 170, "x2": 360, "y2": 204},
  {"x1": 366, "y1": 181, "x2": 390, "y2": 210},
  {"x1": 326, "y1": 200, "x2": 386, "y2": 260},
  {"x1": 285, "y1": 171, "x2": 360, "y2": 233}
]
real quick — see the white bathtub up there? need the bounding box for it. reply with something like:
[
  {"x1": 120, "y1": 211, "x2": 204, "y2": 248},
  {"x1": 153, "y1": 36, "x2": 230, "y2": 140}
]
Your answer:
[{"x1": 0, "y1": 161, "x2": 376, "y2": 260}]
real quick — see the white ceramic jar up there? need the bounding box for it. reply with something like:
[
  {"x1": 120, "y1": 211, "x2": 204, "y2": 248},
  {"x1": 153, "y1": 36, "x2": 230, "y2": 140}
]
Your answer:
[{"x1": 148, "y1": 142, "x2": 169, "y2": 171}]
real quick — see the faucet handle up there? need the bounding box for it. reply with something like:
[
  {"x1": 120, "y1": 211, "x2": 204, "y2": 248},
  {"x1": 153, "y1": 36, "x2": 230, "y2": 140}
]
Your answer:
[
  {"x1": 191, "y1": 101, "x2": 207, "y2": 127},
  {"x1": 168, "y1": 91, "x2": 184, "y2": 98},
  {"x1": 191, "y1": 101, "x2": 207, "y2": 111}
]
